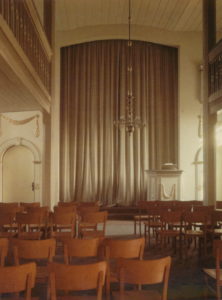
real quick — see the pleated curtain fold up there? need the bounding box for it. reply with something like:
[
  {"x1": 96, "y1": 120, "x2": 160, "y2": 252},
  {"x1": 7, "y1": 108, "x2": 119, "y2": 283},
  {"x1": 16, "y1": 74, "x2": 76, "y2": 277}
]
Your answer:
[{"x1": 60, "y1": 40, "x2": 178, "y2": 205}]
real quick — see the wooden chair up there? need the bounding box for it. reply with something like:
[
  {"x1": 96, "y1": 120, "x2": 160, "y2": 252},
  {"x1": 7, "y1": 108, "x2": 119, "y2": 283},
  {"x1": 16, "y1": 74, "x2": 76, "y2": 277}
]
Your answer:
[
  {"x1": 133, "y1": 201, "x2": 156, "y2": 236},
  {"x1": 63, "y1": 237, "x2": 101, "y2": 264},
  {"x1": 48, "y1": 261, "x2": 107, "y2": 300},
  {"x1": 113, "y1": 256, "x2": 171, "y2": 300},
  {"x1": 156, "y1": 211, "x2": 183, "y2": 256},
  {"x1": 0, "y1": 238, "x2": 8, "y2": 266},
  {"x1": 0, "y1": 262, "x2": 36, "y2": 300},
  {"x1": 26, "y1": 206, "x2": 50, "y2": 238},
  {"x1": 144, "y1": 208, "x2": 162, "y2": 248},
  {"x1": 12, "y1": 238, "x2": 56, "y2": 283},
  {"x1": 49, "y1": 211, "x2": 76, "y2": 240},
  {"x1": 16, "y1": 212, "x2": 46, "y2": 239},
  {"x1": 203, "y1": 239, "x2": 222, "y2": 300},
  {"x1": 182, "y1": 211, "x2": 210, "y2": 258},
  {"x1": 208, "y1": 210, "x2": 222, "y2": 238},
  {"x1": 0, "y1": 213, "x2": 18, "y2": 238},
  {"x1": 78, "y1": 211, "x2": 108, "y2": 238},
  {"x1": 102, "y1": 237, "x2": 145, "y2": 296}
]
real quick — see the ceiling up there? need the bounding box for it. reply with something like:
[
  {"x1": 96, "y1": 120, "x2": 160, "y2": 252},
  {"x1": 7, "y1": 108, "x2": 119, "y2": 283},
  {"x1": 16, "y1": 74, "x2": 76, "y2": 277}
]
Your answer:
[{"x1": 56, "y1": 0, "x2": 222, "y2": 33}]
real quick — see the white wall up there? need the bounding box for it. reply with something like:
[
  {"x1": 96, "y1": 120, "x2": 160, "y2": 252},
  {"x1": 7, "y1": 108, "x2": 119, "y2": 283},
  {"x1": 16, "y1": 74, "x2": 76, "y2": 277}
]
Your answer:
[{"x1": 53, "y1": 24, "x2": 203, "y2": 202}]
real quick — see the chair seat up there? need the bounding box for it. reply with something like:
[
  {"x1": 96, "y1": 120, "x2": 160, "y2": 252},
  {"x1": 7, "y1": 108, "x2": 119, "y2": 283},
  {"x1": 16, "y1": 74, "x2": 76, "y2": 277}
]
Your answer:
[
  {"x1": 134, "y1": 215, "x2": 148, "y2": 220},
  {"x1": 112, "y1": 289, "x2": 161, "y2": 300},
  {"x1": 203, "y1": 268, "x2": 222, "y2": 279},
  {"x1": 183, "y1": 230, "x2": 204, "y2": 236},
  {"x1": 213, "y1": 229, "x2": 222, "y2": 235}
]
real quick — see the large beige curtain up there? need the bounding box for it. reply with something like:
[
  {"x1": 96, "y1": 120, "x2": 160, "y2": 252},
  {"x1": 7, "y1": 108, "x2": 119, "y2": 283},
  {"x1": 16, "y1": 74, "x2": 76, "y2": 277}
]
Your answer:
[{"x1": 60, "y1": 40, "x2": 178, "y2": 205}]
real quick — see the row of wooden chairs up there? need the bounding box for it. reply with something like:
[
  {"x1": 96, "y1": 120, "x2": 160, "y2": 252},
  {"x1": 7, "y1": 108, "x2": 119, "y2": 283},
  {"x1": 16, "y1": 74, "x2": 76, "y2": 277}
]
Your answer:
[
  {"x1": 143, "y1": 209, "x2": 222, "y2": 258},
  {"x1": 0, "y1": 236, "x2": 171, "y2": 300},
  {"x1": 0, "y1": 209, "x2": 108, "y2": 240},
  {"x1": 0, "y1": 257, "x2": 171, "y2": 300},
  {"x1": 134, "y1": 201, "x2": 210, "y2": 235}
]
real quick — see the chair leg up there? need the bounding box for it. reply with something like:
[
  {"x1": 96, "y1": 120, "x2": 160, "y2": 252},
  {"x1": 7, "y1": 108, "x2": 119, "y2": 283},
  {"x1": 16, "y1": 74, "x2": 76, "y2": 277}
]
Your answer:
[
  {"x1": 204, "y1": 274, "x2": 209, "y2": 300},
  {"x1": 216, "y1": 282, "x2": 221, "y2": 300},
  {"x1": 134, "y1": 221, "x2": 137, "y2": 235}
]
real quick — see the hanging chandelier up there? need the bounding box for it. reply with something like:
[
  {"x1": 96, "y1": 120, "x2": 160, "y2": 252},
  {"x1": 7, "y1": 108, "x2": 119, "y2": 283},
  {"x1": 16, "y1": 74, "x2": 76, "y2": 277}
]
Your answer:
[{"x1": 114, "y1": 0, "x2": 145, "y2": 135}]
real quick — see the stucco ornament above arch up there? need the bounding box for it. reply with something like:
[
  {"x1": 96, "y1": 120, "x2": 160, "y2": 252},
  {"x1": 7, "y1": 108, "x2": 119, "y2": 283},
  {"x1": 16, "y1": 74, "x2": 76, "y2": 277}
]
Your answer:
[{"x1": 0, "y1": 137, "x2": 42, "y2": 203}]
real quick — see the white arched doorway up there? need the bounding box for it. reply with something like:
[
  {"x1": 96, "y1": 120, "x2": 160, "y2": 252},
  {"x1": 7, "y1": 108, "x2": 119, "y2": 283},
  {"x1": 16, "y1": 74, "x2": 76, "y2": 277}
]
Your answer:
[{"x1": 0, "y1": 137, "x2": 42, "y2": 203}]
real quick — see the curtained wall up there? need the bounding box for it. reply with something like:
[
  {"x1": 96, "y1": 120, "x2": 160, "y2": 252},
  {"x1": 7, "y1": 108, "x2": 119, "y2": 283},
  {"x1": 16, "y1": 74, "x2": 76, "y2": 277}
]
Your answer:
[{"x1": 60, "y1": 40, "x2": 178, "y2": 205}]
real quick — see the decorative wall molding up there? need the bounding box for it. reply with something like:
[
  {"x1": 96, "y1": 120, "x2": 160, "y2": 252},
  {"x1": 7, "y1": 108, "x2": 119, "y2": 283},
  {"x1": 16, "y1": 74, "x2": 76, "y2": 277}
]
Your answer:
[
  {"x1": 160, "y1": 183, "x2": 176, "y2": 200},
  {"x1": 0, "y1": 114, "x2": 40, "y2": 137},
  {"x1": 0, "y1": 137, "x2": 42, "y2": 203}
]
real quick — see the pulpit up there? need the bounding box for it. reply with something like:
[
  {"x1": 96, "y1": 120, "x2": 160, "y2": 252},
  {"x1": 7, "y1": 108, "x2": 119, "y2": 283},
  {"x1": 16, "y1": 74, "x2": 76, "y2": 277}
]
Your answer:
[{"x1": 146, "y1": 168, "x2": 183, "y2": 201}]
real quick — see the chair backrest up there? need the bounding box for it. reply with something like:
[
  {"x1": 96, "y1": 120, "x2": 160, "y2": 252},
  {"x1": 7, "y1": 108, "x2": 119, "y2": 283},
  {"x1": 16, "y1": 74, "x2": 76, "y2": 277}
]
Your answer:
[
  {"x1": 0, "y1": 202, "x2": 19, "y2": 208},
  {"x1": 117, "y1": 256, "x2": 171, "y2": 300},
  {"x1": 26, "y1": 206, "x2": 49, "y2": 222},
  {"x1": 11, "y1": 238, "x2": 56, "y2": 264},
  {"x1": 193, "y1": 205, "x2": 214, "y2": 213},
  {"x1": 16, "y1": 212, "x2": 45, "y2": 225},
  {"x1": 103, "y1": 237, "x2": 145, "y2": 259},
  {"x1": 26, "y1": 206, "x2": 49, "y2": 213},
  {"x1": 81, "y1": 211, "x2": 108, "y2": 223},
  {"x1": 48, "y1": 261, "x2": 106, "y2": 299},
  {"x1": 54, "y1": 206, "x2": 76, "y2": 214},
  {"x1": 0, "y1": 205, "x2": 24, "y2": 215},
  {"x1": 20, "y1": 202, "x2": 40, "y2": 210},
  {"x1": 77, "y1": 205, "x2": 100, "y2": 216},
  {"x1": 213, "y1": 239, "x2": 222, "y2": 258},
  {"x1": 63, "y1": 238, "x2": 100, "y2": 263},
  {"x1": 183, "y1": 211, "x2": 209, "y2": 224},
  {"x1": 0, "y1": 262, "x2": 36, "y2": 298},
  {"x1": 161, "y1": 211, "x2": 182, "y2": 224},
  {"x1": 147, "y1": 208, "x2": 163, "y2": 220},
  {"x1": 51, "y1": 211, "x2": 76, "y2": 225},
  {"x1": 0, "y1": 238, "x2": 8, "y2": 266},
  {"x1": 212, "y1": 210, "x2": 222, "y2": 226},
  {"x1": 213, "y1": 240, "x2": 222, "y2": 280},
  {"x1": 0, "y1": 212, "x2": 16, "y2": 226}
]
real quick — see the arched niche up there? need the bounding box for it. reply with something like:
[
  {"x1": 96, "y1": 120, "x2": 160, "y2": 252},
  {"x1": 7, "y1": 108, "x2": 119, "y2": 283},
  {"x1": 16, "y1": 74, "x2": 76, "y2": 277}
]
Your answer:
[{"x1": 0, "y1": 137, "x2": 42, "y2": 203}]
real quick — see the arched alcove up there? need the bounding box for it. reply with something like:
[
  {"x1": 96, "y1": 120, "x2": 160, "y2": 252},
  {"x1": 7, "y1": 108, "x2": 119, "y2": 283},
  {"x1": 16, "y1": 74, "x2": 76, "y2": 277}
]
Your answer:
[{"x1": 0, "y1": 137, "x2": 42, "y2": 203}]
